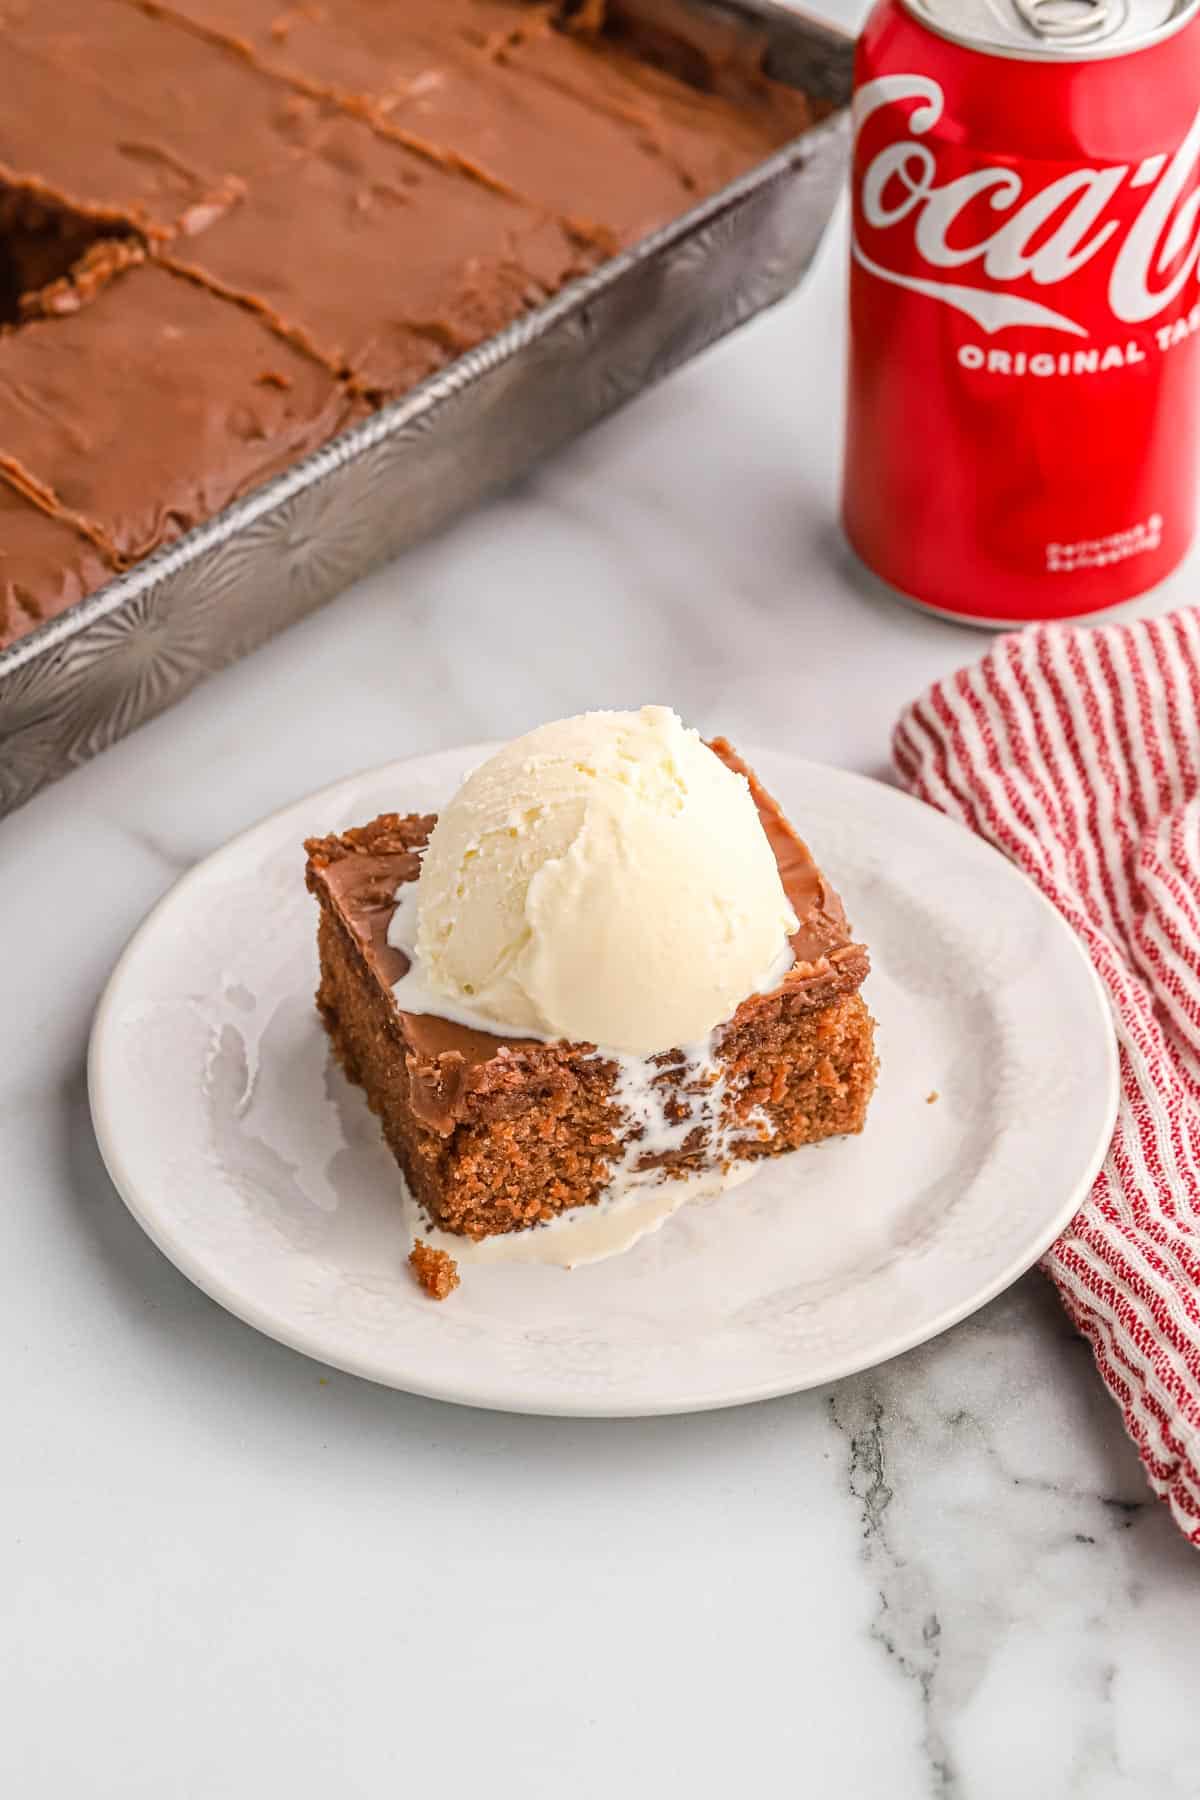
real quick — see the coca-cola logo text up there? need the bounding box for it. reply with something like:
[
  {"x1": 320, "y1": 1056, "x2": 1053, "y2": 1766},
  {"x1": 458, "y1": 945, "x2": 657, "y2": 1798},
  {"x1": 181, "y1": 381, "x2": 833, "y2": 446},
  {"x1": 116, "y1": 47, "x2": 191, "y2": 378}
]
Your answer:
[{"x1": 853, "y1": 75, "x2": 1200, "y2": 335}]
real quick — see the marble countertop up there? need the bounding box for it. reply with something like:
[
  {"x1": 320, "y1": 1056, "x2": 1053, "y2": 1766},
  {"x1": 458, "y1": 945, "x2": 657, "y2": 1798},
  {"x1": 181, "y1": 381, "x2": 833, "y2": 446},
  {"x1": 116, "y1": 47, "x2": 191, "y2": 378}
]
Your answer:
[{"x1": 5, "y1": 4, "x2": 1200, "y2": 1788}]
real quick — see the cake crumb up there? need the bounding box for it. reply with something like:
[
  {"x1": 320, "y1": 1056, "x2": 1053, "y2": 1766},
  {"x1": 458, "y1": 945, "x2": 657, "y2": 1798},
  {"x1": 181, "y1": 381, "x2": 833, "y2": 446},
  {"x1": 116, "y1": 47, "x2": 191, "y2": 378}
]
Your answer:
[
  {"x1": 926, "y1": 1090, "x2": 939, "y2": 1104},
  {"x1": 409, "y1": 1238, "x2": 460, "y2": 1301}
]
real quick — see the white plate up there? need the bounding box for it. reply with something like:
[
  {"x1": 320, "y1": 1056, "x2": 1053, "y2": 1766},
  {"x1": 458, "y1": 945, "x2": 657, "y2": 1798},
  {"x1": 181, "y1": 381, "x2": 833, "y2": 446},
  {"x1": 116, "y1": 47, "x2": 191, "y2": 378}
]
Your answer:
[{"x1": 89, "y1": 745, "x2": 1118, "y2": 1416}]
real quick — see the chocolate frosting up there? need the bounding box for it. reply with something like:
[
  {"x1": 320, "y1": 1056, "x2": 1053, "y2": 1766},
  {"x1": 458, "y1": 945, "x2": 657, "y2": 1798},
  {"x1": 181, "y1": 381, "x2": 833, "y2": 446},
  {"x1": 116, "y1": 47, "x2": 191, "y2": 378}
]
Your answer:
[
  {"x1": 707, "y1": 737, "x2": 853, "y2": 969},
  {"x1": 308, "y1": 740, "x2": 868, "y2": 1132},
  {"x1": 0, "y1": 477, "x2": 116, "y2": 644},
  {"x1": 315, "y1": 838, "x2": 520, "y2": 1070},
  {"x1": 0, "y1": 263, "x2": 362, "y2": 564}
]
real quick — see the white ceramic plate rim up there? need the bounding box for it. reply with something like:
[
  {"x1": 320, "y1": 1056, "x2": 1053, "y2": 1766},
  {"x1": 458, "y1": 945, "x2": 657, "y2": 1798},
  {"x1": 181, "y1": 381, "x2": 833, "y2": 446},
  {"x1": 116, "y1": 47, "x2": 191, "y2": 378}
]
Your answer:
[{"x1": 88, "y1": 748, "x2": 1119, "y2": 1415}]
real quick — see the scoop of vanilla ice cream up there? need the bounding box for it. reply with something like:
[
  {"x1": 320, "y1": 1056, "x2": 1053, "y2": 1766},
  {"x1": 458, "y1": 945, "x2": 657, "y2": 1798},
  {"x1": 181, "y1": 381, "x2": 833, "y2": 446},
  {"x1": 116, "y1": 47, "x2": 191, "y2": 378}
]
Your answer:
[{"x1": 409, "y1": 705, "x2": 798, "y2": 1054}]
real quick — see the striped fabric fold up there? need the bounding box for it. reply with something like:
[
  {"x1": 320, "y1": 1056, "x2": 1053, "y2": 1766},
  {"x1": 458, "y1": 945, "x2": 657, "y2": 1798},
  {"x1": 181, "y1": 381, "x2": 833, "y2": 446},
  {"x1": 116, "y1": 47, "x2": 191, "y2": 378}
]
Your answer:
[{"x1": 894, "y1": 610, "x2": 1200, "y2": 1545}]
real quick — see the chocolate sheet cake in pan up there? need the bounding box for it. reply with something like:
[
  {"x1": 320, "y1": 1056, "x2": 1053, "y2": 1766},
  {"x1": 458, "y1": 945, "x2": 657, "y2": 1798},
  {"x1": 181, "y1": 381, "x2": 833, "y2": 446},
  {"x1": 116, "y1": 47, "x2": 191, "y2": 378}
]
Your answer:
[{"x1": 0, "y1": 0, "x2": 853, "y2": 814}]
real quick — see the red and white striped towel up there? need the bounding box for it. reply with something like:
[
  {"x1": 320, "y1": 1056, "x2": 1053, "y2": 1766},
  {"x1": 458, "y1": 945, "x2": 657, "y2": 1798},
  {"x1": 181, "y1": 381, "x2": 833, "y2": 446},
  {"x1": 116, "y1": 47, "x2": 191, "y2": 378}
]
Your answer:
[{"x1": 894, "y1": 609, "x2": 1200, "y2": 1545}]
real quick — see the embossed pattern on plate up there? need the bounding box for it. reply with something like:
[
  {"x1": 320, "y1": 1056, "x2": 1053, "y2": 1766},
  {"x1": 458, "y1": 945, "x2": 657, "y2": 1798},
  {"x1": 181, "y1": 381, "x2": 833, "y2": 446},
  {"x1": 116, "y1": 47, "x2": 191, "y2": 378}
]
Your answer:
[
  {"x1": 88, "y1": 746, "x2": 1119, "y2": 1416},
  {"x1": 0, "y1": 4, "x2": 854, "y2": 818}
]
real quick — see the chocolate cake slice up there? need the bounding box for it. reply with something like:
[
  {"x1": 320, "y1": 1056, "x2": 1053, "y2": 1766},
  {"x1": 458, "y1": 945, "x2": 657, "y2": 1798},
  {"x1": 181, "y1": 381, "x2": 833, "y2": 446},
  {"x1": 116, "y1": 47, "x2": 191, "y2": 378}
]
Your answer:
[
  {"x1": 0, "y1": 262, "x2": 362, "y2": 564},
  {"x1": 0, "y1": 0, "x2": 292, "y2": 236},
  {"x1": 304, "y1": 742, "x2": 876, "y2": 1244}
]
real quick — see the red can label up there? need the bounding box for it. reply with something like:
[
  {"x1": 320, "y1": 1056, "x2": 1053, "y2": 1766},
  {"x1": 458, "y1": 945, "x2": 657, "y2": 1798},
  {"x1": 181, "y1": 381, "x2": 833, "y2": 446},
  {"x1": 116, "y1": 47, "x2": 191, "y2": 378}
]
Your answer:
[{"x1": 843, "y1": 9, "x2": 1200, "y2": 622}]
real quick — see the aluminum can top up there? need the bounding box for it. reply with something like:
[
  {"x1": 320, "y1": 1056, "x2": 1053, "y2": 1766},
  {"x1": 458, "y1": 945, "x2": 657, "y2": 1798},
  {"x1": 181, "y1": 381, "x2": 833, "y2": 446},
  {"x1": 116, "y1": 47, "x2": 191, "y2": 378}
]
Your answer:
[{"x1": 901, "y1": 0, "x2": 1200, "y2": 60}]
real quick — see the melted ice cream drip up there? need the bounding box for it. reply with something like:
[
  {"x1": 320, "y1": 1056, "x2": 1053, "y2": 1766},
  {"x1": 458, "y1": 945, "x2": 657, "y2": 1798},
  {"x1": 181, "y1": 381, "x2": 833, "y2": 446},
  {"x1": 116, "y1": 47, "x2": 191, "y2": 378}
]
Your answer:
[{"x1": 388, "y1": 874, "x2": 776, "y2": 1269}]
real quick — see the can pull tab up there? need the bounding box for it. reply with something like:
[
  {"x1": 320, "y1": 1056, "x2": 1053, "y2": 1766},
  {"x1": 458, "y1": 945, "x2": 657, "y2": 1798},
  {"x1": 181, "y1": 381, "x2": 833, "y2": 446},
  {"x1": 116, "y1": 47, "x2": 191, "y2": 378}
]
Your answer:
[{"x1": 1011, "y1": 0, "x2": 1114, "y2": 39}]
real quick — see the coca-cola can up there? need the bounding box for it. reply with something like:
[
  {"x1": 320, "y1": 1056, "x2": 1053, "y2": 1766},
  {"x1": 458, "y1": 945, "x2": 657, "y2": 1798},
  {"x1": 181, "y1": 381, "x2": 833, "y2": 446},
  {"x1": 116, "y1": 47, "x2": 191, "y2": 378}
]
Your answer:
[{"x1": 842, "y1": 0, "x2": 1200, "y2": 626}]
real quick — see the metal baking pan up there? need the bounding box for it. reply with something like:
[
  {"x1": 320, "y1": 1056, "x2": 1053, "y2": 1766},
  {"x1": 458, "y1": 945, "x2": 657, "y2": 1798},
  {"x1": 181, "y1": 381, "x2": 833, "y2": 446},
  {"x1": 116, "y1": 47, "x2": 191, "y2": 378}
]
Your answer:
[{"x1": 0, "y1": 2, "x2": 853, "y2": 818}]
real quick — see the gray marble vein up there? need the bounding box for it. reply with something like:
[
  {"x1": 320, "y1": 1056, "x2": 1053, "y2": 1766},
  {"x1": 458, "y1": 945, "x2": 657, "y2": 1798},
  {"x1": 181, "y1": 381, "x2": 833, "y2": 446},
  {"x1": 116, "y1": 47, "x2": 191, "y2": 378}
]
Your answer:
[{"x1": 827, "y1": 1277, "x2": 1200, "y2": 1799}]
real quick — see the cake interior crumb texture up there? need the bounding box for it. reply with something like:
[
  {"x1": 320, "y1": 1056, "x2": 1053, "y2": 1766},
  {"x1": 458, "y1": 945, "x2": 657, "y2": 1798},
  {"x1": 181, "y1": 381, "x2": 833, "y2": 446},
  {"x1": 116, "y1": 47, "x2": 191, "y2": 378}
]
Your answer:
[
  {"x1": 0, "y1": 0, "x2": 819, "y2": 650},
  {"x1": 409, "y1": 1240, "x2": 461, "y2": 1301},
  {"x1": 304, "y1": 746, "x2": 878, "y2": 1245}
]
